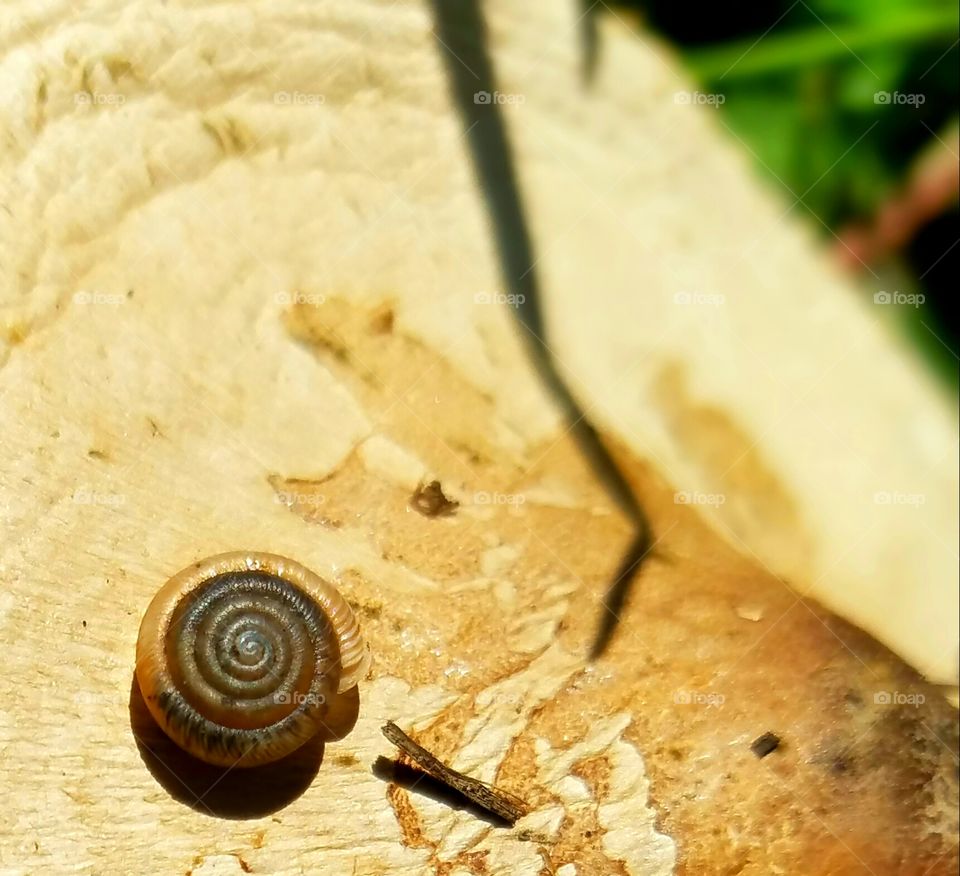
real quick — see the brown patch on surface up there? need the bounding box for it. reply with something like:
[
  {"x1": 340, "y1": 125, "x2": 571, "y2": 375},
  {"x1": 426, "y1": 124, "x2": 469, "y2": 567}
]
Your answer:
[
  {"x1": 185, "y1": 855, "x2": 252, "y2": 875},
  {"x1": 458, "y1": 851, "x2": 490, "y2": 874},
  {"x1": 281, "y1": 297, "x2": 958, "y2": 875},
  {"x1": 572, "y1": 755, "x2": 613, "y2": 800},
  {"x1": 553, "y1": 799, "x2": 629, "y2": 876},
  {"x1": 368, "y1": 302, "x2": 395, "y2": 334},
  {"x1": 2, "y1": 318, "x2": 29, "y2": 346},
  {"x1": 496, "y1": 725, "x2": 630, "y2": 876},
  {"x1": 384, "y1": 772, "x2": 498, "y2": 875},
  {"x1": 283, "y1": 299, "x2": 526, "y2": 476},
  {"x1": 652, "y1": 362, "x2": 814, "y2": 578}
]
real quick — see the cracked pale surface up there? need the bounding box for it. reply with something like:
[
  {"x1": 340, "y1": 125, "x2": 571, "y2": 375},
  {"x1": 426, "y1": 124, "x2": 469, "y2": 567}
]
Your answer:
[
  {"x1": 535, "y1": 716, "x2": 676, "y2": 870},
  {"x1": 379, "y1": 646, "x2": 673, "y2": 875},
  {"x1": 1, "y1": 0, "x2": 957, "y2": 874}
]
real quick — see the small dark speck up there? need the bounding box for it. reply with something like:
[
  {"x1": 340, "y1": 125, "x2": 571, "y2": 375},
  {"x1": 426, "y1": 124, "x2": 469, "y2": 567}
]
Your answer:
[
  {"x1": 410, "y1": 480, "x2": 458, "y2": 518},
  {"x1": 843, "y1": 690, "x2": 864, "y2": 708},
  {"x1": 831, "y1": 754, "x2": 853, "y2": 775},
  {"x1": 751, "y1": 731, "x2": 781, "y2": 758},
  {"x1": 369, "y1": 303, "x2": 394, "y2": 334},
  {"x1": 87, "y1": 449, "x2": 108, "y2": 460},
  {"x1": 126, "y1": 289, "x2": 134, "y2": 299},
  {"x1": 82, "y1": 620, "x2": 87, "y2": 628}
]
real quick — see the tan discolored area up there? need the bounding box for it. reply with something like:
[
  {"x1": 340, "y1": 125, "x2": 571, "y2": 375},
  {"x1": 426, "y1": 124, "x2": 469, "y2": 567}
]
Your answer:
[
  {"x1": 1, "y1": 2, "x2": 956, "y2": 872},
  {"x1": 274, "y1": 297, "x2": 958, "y2": 876},
  {"x1": 651, "y1": 361, "x2": 816, "y2": 579}
]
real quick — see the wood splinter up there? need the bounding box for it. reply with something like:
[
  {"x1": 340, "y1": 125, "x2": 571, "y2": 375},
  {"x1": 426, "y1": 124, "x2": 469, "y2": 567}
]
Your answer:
[{"x1": 380, "y1": 721, "x2": 527, "y2": 825}]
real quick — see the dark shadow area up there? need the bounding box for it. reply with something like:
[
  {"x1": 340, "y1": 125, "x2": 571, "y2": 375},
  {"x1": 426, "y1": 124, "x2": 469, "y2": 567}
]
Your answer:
[
  {"x1": 588, "y1": 528, "x2": 655, "y2": 659},
  {"x1": 129, "y1": 673, "x2": 328, "y2": 818},
  {"x1": 429, "y1": 0, "x2": 653, "y2": 657},
  {"x1": 908, "y1": 207, "x2": 960, "y2": 368},
  {"x1": 372, "y1": 756, "x2": 513, "y2": 828},
  {"x1": 579, "y1": 0, "x2": 600, "y2": 83},
  {"x1": 318, "y1": 683, "x2": 361, "y2": 741}
]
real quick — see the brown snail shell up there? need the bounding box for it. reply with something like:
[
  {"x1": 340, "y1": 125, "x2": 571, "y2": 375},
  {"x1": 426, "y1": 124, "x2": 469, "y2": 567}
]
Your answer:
[{"x1": 135, "y1": 551, "x2": 369, "y2": 768}]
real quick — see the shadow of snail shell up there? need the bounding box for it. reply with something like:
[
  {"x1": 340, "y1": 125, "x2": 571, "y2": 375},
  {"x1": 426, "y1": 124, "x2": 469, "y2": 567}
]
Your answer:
[{"x1": 135, "y1": 552, "x2": 370, "y2": 768}]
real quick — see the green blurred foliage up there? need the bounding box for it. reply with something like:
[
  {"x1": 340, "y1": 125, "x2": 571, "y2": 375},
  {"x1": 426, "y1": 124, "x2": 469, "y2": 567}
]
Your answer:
[
  {"x1": 640, "y1": 0, "x2": 959, "y2": 226},
  {"x1": 615, "y1": 0, "x2": 959, "y2": 380}
]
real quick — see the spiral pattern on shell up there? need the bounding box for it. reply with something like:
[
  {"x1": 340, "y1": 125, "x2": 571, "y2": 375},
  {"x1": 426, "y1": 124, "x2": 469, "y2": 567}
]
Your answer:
[{"x1": 135, "y1": 552, "x2": 370, "y2": 767}]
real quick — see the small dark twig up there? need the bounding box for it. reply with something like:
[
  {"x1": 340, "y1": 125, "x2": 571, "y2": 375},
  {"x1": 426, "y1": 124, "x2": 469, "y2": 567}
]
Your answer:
[
  {"x1": 750, "y1": 731, "x2": 782, "y2": 759},
  {"x1": 380, "y1": 721, "x2": 527, "y2": 825},
  {"x1": 373, "y1": 757, "x2": 510, "y2": 827}
]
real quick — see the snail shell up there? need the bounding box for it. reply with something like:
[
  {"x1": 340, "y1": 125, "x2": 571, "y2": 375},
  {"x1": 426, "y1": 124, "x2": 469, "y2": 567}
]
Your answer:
[{"x1": 135, "y1": 551, "x2": 369, "y2": 768}]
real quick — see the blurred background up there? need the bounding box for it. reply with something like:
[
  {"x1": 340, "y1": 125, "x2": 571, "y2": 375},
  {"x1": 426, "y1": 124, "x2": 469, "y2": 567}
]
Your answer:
[{"x1": 610, "y1": 0, "x2": 959, "y2": 385}]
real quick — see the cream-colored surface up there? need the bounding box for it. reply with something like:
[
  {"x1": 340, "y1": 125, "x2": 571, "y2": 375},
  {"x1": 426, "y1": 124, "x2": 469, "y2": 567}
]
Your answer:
[
  {"x1": 493, "y1": 9, "x2": 958, "y2": 684},
  {"x1": 1, "y1": 1, "x2": 956, "y2": 873}
]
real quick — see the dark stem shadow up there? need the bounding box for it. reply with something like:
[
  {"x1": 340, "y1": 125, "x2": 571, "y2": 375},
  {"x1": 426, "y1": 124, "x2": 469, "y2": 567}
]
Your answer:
[
  {"x1": 579, "y1": 0, "x2": 601, "y2": 83},
  {"x1": 429, "y1": 0, "x2": 652, "y2": 657}
]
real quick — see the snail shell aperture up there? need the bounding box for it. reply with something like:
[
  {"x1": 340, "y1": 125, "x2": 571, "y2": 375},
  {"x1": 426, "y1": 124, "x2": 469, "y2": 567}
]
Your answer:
[{"x1": 135, "y1": 551, "x2": 370, "y2": 767}]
